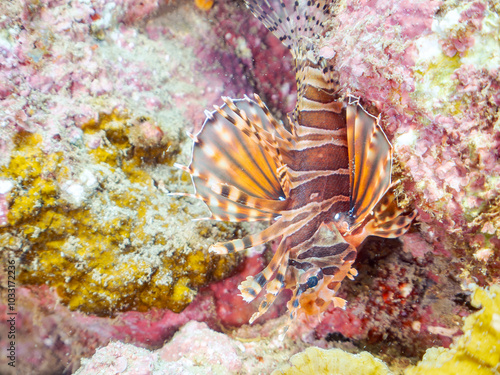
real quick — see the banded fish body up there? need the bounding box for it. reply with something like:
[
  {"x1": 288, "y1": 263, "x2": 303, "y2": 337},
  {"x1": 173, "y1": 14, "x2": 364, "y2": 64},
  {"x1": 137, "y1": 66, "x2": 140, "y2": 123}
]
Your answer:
[{"x1": 175, "y1": 0, "x2": 415, "y2": 330}]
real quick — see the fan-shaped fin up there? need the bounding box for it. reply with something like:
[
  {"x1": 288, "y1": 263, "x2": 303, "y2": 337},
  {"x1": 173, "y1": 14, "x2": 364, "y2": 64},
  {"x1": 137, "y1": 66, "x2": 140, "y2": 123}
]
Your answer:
[
  {"x1": 346, "y1": 100, "x2": 392, "y2": 231},
  {"x1": 186, "y1": 96, "x2": 289, "y2": 222},
  {"x1": 343, "y1": 191, "x2": 416, "y2": 248},
  {"x1": 192, "y1": 178, "x2": 278, "y2": 222},
  {"x1": 363, "y1": 190, "x2": 416, "y2": 238},
  {"x1": 209, "y1": 181, "x2": 288, "y2": 213},
  {"x1": 252, "y1": 94, "x2": 293, "y2": 141}
]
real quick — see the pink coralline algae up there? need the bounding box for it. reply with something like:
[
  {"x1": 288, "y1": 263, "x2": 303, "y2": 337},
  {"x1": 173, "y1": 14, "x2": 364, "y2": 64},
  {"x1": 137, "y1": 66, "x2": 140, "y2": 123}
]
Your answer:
[
  {"x1": 75, "y1": 320, "x2": 303, "y2": 375},
  {"x1": 326, "y1": 0, "x2": 500, "y2": 268},
  {"x1": 0, "y1": 285, "x2": 221, "y2": 374},
  {"x1": 0, "y1": 180, "x2": 12, "y2": 226},
  {"x1": 158, "y1": 321, "x2": 244, "y2": 372},
  {"x1": 267, "y1": 0, "x2": 500, "y2": 357}
]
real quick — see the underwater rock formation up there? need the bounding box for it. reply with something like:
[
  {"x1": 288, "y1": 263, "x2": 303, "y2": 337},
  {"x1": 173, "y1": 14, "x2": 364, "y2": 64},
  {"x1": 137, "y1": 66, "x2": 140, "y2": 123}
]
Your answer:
[
  {"x1": 73, "y1": 285, "x2": 500, "y2": 374},
  {"x1": 0, "y1": 0, "x2": 258, "y2": 372},
  {"x1": 74, "y1": 320, "x2": 308, "y2": 375},
  {"x1": 325, "y1": 0, "x2": 500, "y2": 270},
  {"x1": 281, "y1": 0, "x2": 500, "y2": 360},
  {"x1": 0, "y1": 126, "x2": 241, "y2": 315},
  {"x1": 0, "y1": 0, "x2": 253, "y2": 317}
]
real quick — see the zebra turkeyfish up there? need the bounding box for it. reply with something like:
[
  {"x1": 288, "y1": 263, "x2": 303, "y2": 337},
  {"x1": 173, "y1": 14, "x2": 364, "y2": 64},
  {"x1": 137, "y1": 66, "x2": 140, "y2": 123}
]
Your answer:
[{"x1": 174, "y1": 0, "x2": 415, "y2": 331}]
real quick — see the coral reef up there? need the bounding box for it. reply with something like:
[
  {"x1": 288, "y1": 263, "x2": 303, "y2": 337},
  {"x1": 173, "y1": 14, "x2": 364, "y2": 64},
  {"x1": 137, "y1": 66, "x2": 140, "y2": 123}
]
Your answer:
[
  {"x1": 74, "y1": 322, "x2": 247, "y2": 375},
  {"x1": 0, "y1": 0, "x2": 262, "y2": 372},
  {"x1": 279, "y1": 0, "x2": 500, "y2": 361},
  {"x1": 72, "y1": 285, "x2": 500, "y2": 375},
  {"x1": 326, "y1": 0, "x2": 500, "y2": 270},
  {"x1": 297, "y1": 236, "x2": 469, "y2": 360},
  {"x1": 0, "y1": 280, "x2": 247, "y2": 374},
  {"x1": 0, "y1": 0, "x2": 255, "y2": 319},
  {"x1": 0, "y1": 105, "x2": 241, "y2": 316},
  {"x1": 405, "y1": 284, "x2": 500, "y2": 375},
  {"x1": 0, "y1": 0, "x2": 498, "y2": 373}
]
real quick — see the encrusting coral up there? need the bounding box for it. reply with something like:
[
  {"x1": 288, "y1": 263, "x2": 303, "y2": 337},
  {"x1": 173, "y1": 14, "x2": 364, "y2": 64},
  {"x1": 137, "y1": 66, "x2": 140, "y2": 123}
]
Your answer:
[{"x1": 68, "y1": 284, "x2": 500, "y2": 374}]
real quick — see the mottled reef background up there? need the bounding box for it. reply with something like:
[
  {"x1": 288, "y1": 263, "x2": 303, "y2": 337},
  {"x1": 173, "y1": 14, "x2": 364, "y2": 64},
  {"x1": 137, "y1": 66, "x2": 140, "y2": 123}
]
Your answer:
[{"x1": 0, "y1": 0, "x2": 499, "y2": 374}]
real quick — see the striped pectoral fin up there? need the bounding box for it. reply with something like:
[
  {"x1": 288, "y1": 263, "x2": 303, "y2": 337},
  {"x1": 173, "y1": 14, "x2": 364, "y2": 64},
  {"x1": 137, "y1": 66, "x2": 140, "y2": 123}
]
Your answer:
[
  {"x1": 365, "y1": 190, "x2": 416, "y2": 238},
  {"x1": 183, "y1": 96, "x2": 293, "y2": 222},
  {"x1": 252, "y1": 94, "x2": 293, "y2": 141},
  {"x1": 210, "y1": 200, "x2": 326, "y2": 254},
  {"x1": 191, "y1": 97, "x2": 286, "y2": 201},
  {"x1": 191, "y1": 177, "x2": 278, "y2": 222},
  {"x1": 367, "y1": 210, "x2": 416, "y2": 239},
  {"x1": 209, "y1": 181, "x2": 288, "y2": 214},
  {"x1": 346, "y1": 100, "x2": 392, "y2": 231},
  {"x1": 216, "y1": 97, "x2": 278, "y2": 152},
  {"x1": 238, "y1": 239, "x2": 288, "y2": 301}
]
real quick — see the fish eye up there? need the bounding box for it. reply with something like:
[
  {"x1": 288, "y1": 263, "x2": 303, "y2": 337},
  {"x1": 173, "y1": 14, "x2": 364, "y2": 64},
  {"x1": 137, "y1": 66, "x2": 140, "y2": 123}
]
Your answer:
[
  {"x1": 333, "y1": 213, "x2": 341, "y2": 221},
  {"x1": 307, "y1": 276, "x2": 318, "y2": 288}
]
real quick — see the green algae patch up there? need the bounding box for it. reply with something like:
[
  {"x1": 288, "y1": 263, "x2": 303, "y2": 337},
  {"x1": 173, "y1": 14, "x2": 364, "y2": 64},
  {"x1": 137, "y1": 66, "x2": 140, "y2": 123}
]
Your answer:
[
  {"x1": 272, "y1": 347, "x2": 392, "y2": 375},
  {"x1": 405, "y1": 284, "x2": 500, "y2": 375},
  {"x1": 0, "y1": 115, "x2": 241, "y2": 316}
]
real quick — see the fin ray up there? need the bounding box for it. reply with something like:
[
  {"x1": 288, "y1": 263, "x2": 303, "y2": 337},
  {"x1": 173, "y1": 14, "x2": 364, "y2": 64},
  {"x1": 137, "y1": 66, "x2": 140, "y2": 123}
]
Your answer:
[
  {"x1": 187, "y1": 97, "x2": 289, "y2": 222},
  {"x1": 346, "y1": 101, "x2": 392, "y2": 230}
]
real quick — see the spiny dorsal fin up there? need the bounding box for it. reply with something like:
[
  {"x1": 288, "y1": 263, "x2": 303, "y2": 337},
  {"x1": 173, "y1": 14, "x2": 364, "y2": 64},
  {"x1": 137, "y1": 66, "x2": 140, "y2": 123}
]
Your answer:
[{"x1": 244, "y1": 0, "x2": 338, "y2": 55}]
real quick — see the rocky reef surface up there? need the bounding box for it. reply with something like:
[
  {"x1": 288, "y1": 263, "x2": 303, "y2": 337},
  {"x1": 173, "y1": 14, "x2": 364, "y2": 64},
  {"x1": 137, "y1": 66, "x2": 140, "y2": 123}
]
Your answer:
[
  {"x1": 0, "y1": 0, "x2": 498, "y2": 374},
  {"x1": 74, "y1": 285, "x2": 500, "y2": 375}
]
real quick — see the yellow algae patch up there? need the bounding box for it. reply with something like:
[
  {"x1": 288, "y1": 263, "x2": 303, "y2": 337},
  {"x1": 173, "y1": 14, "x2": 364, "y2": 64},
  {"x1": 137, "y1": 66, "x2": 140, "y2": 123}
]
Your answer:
[
  {"x1": 0, "y1": 112, "x2": 241, "y2": 316},
  {"x1": 412, "y1": 52, "x2": 463, "y2": 116},
  {"x1": 4, "y1": 133, "x2": 66, "y2": 225},
  {"x1": 272, "y1": 347, "x2": 392, "y2": 375},
  {"x1": 405, "y1": 284, "x2": 500, "y2": 375}
]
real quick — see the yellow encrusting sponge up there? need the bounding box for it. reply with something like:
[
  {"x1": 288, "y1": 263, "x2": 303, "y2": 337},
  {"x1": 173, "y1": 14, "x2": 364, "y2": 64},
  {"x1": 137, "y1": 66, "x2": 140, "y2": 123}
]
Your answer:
[
  {"x1": 272, "y1": 347, "x2": 392, "y2": 375},
  {"x1": 405, "y1": 284, "x2": 500, "y2": 375}
]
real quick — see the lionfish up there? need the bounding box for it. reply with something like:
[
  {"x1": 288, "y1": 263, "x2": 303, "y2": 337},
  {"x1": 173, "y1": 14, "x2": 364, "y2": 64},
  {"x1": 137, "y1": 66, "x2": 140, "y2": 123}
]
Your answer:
[{"x1": 174, "y1": 0, "x2": 415, "y2": 330}]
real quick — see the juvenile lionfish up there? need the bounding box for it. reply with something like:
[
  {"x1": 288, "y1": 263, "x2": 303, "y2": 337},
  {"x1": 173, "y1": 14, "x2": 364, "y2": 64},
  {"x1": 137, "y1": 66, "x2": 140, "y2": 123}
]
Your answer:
[{"x1": 175, "y1": 0, "x2": 415, "y2": 330}]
